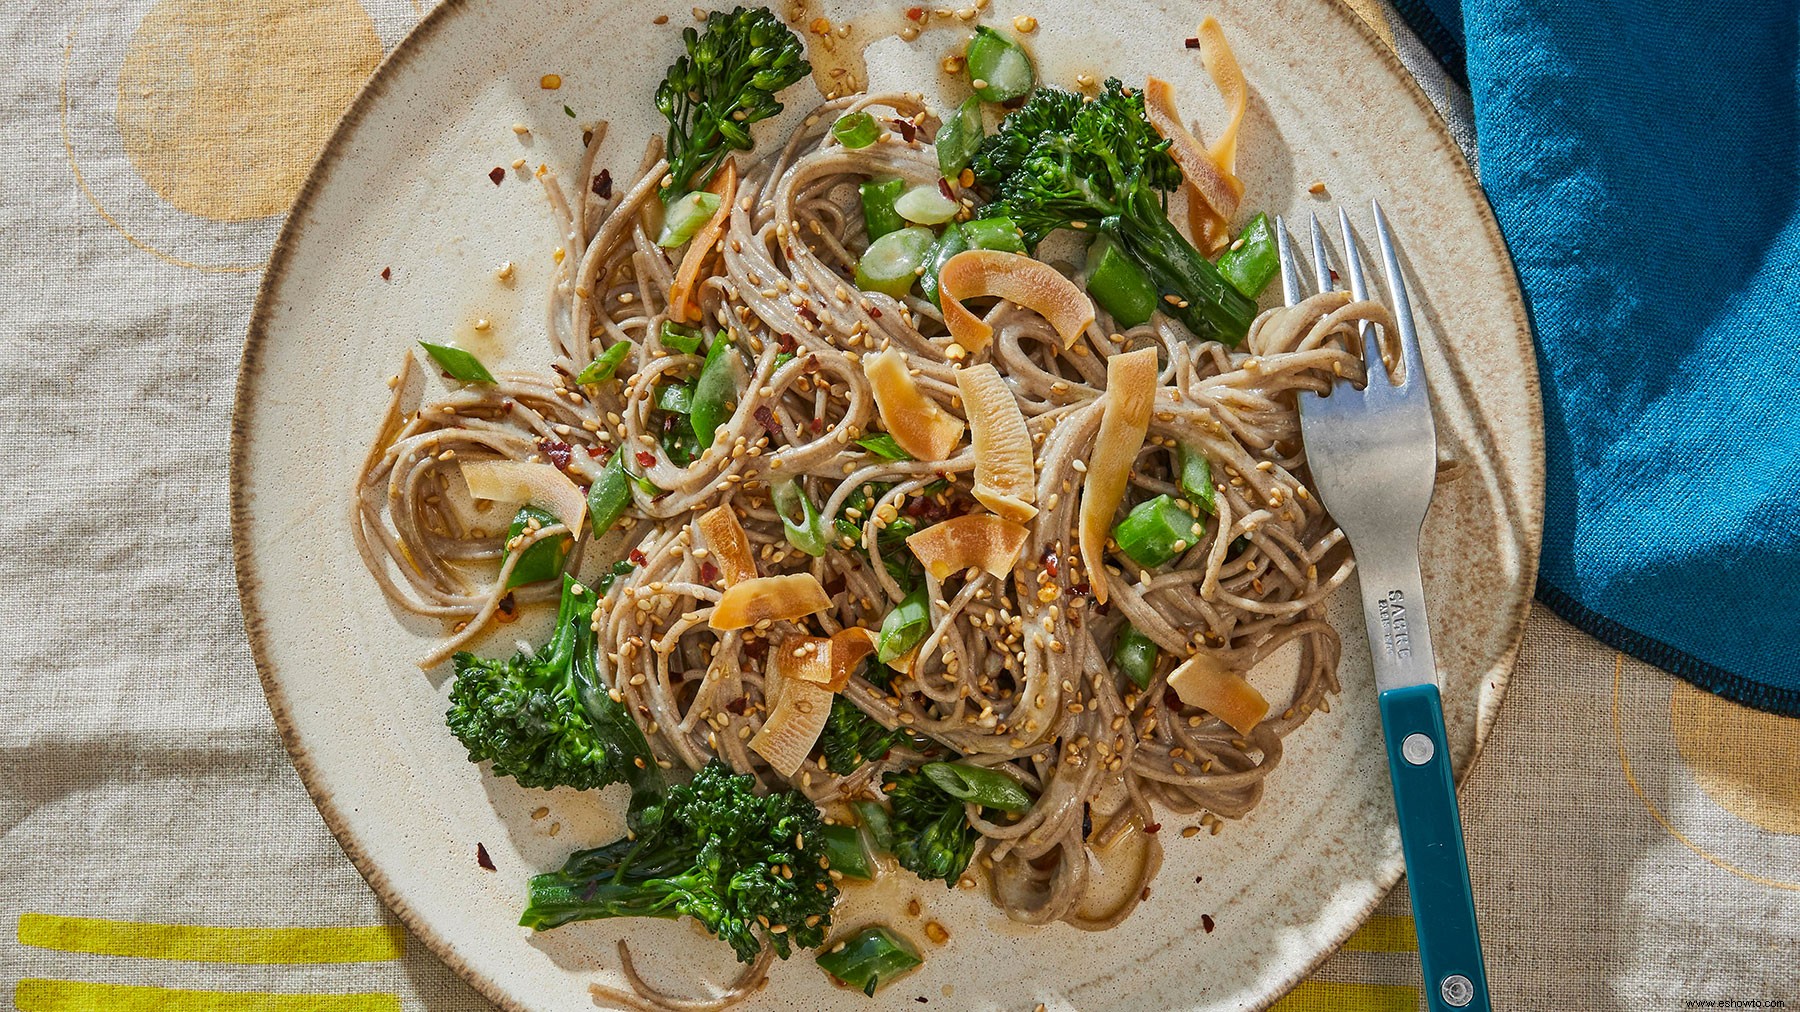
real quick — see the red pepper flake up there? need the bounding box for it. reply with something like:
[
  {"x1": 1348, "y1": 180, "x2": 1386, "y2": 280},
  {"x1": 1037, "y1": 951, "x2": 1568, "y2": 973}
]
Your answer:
[
  {"x1": 1144, "y1": 822, "x2": 1161, "y2": 835},
  {"x1": 777, "y1": 332, "x2": 798, "y2": 354},
  {"x1": 488, "y1": 166, "x2": 506, "y2": 185},
  {"x1": 538, "y1": 438, "x2": 573, "y2": 471},
  {"x1": 587, "y1": 444, "x2": 610, "y2": 460},
  {"x1": 699, "y1": 559, "x2": 721, "y2": 584},
  {"x1": 1070, "y1": 580, "x2": 1092, "y2": 599},
  {"x1": 809, "y1": 416, "x2": 824, "y2": 433},
  {"x1": 495, "y1": 593, "x2": 519, "y2": 623},
  {"x1": 1201, "y1": 913, "x2": 1215, "y2": 933},
  {"x1": 888, "y1": 118, "x2": 918, "y2": 143},
  {"x1": 628, "y1": 547, "x2": 648, "y2": 566},
  {"x1": 754, "y1": 404, "x2": 782, "y2": 435},
  {"x1": 592, "y1": 168, "x2": 612, "y2": 198},
  {"x1": 476, "y1": 843, "x2": 496, "y2": 871},
  {"x1": 797, "y1": 305, "x2": 820, "y2": 327},
  {"x1": 1184, "y1": 36, "x2": 1200, "y2": 48},
  {"x1": 1140, "y1": 886, "x2": 1152, "y2": 901},
  {"x1": 635, "y1": 450, "x2": 656, "y2": 468},
  {"x1": 802, "y1": 354, "x2": 820, "y2": 374},
  {"x1": 1041, "y1": 545, "x2": 1059, "y2": 579},
  {"x1": 937, "y1": 177, "x2": 955, "y2": 201},
  {"x1": 905, "y1": 6, "x2": 924, "y2": 19},
  {"x1": 868, "y1": 306, "x2": 883, "y2": 318},
  {"x1": 1329, "y1": 268, "x2": 1340, "y2": 282},
  {"x1": 380, "y1": 266, "x2": 391, "y2": 281}
]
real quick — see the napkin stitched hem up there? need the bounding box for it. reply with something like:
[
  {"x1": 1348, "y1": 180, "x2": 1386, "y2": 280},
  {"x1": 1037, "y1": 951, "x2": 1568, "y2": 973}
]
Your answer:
[{"x1": 1537, "y1": 582, "x2": 1800, "y2": 717}]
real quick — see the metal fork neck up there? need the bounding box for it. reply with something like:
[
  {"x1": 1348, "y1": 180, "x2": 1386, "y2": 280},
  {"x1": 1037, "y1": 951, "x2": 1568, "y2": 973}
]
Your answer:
[{"x1": 1351, "y1": 540, "x2": 1439, "y2": 693}]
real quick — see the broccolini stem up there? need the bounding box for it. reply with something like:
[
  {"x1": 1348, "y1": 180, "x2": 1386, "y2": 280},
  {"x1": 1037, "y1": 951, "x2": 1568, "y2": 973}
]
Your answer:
[{"x1": 1108, "y1": 184, "x2": 1257, "y2": 343}]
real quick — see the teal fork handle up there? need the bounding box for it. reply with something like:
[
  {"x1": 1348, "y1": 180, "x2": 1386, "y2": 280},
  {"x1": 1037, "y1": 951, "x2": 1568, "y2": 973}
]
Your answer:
[{"x1": 1379, "y1": 683, "x2": 1491, "y2": 1012}]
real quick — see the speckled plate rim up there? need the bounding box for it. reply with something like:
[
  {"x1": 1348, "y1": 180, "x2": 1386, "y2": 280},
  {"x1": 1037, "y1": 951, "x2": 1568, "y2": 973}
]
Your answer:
[{"x1": 230, "y1": 2, "x2": 1544, "y2": 1008}]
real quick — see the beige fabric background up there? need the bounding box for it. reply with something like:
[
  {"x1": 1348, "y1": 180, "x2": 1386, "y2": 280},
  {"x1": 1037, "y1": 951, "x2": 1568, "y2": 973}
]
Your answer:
[{"x1": 1, "y1": 1, "x2": 1795, "y2": 1009}]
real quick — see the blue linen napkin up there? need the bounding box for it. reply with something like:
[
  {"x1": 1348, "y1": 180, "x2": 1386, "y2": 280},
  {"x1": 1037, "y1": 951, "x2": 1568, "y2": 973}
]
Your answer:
[{"x1": 1393, "y1": 0, "x2": 1800, "y2": 713}]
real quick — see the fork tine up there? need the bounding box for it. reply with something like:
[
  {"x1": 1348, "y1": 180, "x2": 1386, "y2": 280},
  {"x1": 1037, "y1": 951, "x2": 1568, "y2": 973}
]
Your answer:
[
  {"x1": 1308, "y1": 213, "x2": 1334, "y2": 293},
  {"x1": 1371, "y1": 200, "x2": 1425, "y2": 389},
  {"x1": 1338, "y1": 208, "x2": 1388, "y2": 388},
  {"x1": 1337, "y1": 207, "x2": 1370, "y2": 302},
  {"x1": 1275, "y1": 216, "x2": 1303, "y2": 308}
]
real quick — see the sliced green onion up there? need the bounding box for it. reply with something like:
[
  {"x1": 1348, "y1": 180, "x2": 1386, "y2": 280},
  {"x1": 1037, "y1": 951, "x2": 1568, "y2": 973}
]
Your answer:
[
  {"x1": 856, "y1": 433, "x2": 913, "y2": 460},
  {"x1": 860, "y1": 177, "x2": 908, "y2": 240},
  {"x1": 853, "y1": 799, "x2": 896, "y2": 853},
  {"x1": 815, "y1": 925, "x2": 922, "y2": 997},
  {"x1": 876, "y1": 585, "x2": 930, "y2": 664},
  {"x1": 658, "y1": 320, "x2": 703, "y2": 355},
  {"x1": 1216, "y1": 212, "x2": 1279, "y2": 298},
  {"x1": 771, "y1": 479, "x2": 832, "y2": 557},
  {"x1": 935, "y1": 95, "x2": 983, "y2": 179},
  {"x1": 655, "y1": 382, "x2": 695, "y2": 415},
  {"x1": 655, "y1": 190, "x2": 722, "y2": 248},
  {"x1": 961, "y1": 215, "x2": 1026, "y2": 253},
  {"x1": 501, "y1": 505, "x2": 568, "y2": 588},
  {"x1": 921, "y1": 761, "x2": 1032, "y2": 813},
  {"x1": 1084, "y1": 235, "x2": 1158, "y2": 328},
  {"x1": 820, "y1": 823, "x2": 874, "y2": 879},
  {"x1": 594, "y1": 556, "x2": 635, "y2": 595},
  {"x1": 774, "y1": 350, "x2": 796, "y2": 369},
  {"x1": 659, "y1": 415, "x2": 701, "y2": 467},
  {"x1": 854, "y1": 226, "x2": 935, "y2": 299},
  {"x1": 918, "y1": 223, "x2": 969, "y2": 308},
  {"x1": 587, "y1": 452, "x2": 633, "y2": 539},
  {"x1": 894, "y1": 183, "x2": 960, "y2": 225},
  {"x1": 1113, "y1": 494, "x2": 1200, "y2": 569},
  {"x1": 1113, "y1": 624, "x2": 1158, "y2": 690},
  {"x1": 1178, "y1": 444, "x2": 1216, "y2": 514},
  {"x1": 964, "y1": 26, "x2": 1035, "y2": 103},
  {"x1": 575, "y1": 342, "x2": 631, "y2": 385},
  {"x1": 689, "y1": 335, "x2": 738, "y2": 450},
  {"x1": 418, "y1": 342, "x2": 495, "y2": 384},
  {"x1": 832, "y1": 111, "x2": 881, "y2": 149}
]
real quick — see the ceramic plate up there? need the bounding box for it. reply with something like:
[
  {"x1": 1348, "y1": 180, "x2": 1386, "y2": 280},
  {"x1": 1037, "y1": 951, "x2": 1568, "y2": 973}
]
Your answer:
[{"x1": 233, "y1": 1, "x2": 1542, "y2": 1008}]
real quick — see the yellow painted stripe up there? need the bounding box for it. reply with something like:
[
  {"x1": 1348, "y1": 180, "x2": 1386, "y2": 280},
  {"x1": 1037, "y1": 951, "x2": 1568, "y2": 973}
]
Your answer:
[
  {"x1": 1341, "y1": 914, "x2": 1420, "y2": 953},
  {"x1": 14, "y1": 980, "x2": 401, "y2": 1012},
  {"x1": 1272, "y1": 980, "x2": 1420, "y2": 1012},
  {"x1": 16, "y1": 914, "x2": 404, "y2": 964}
]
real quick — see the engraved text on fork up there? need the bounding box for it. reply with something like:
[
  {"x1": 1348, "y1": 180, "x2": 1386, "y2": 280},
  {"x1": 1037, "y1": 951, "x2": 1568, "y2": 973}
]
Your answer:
[{"x1": 1378, "y1": 590, "x2": 1412, "y2": 660}]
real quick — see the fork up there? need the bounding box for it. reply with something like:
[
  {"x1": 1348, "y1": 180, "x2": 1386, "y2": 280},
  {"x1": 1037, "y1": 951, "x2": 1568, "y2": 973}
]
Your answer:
[{"x1": 1283, "y1": 204, "x2": 1492, "y2": 1012}]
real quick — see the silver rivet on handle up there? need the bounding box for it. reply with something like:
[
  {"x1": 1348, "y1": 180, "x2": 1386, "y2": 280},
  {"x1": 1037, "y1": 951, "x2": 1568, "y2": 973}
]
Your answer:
[
  {"x1": 1440, "y1": 974, "x2": 1474, "y2": 1007},
  {"x1": 1402, "y1": 732, "x2": 1435, "y2": 765}
]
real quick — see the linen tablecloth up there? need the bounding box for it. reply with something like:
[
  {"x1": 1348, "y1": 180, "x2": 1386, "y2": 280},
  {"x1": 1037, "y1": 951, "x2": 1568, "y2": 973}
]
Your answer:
[{"x1": 2, "y1": 2, "x2": 1795, "y2": 1009}]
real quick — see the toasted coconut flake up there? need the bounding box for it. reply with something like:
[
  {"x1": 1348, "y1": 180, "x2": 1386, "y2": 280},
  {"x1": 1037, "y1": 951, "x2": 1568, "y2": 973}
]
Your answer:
[
  {"x1": 828, "y1": 627, "x2": 876, "y2": 691},
  {"x1": 709, "y1": 573, "x2": 831, "y2": 630},
  {"x1": 906, "y1": 513, "x2": 1030, "y2": 580},
  {"x1": 459, "y1": 459, "x2": 587, "y2": 534},
  {"x1": 1078, "y1": 348, "x2": 1158, "y2": 604},
  {"x1": 864, "y1": 346, "x2": 965, "y2": 460},
  {"x1": 695, "y1": 504, "x2": 757, "y2": 585},
  {"x1": 939, "y1": 250, "x2": 1094, "y2": 354},
  {"x1": 955, "y1": 364, "x2": 1037, "y2": 522},
  {"x1": 751, "y1": 651, "x2": 835, "y2": 777},
  {"x1": 1167, "y1": 650, "x2": 1268, "y2": 736},
  {"x1": 1145, "y1": 75, "x2": 1241, "y2": 255},
  {"x1": 667, "y1": 158, "x2": 739, "y2": 323}
]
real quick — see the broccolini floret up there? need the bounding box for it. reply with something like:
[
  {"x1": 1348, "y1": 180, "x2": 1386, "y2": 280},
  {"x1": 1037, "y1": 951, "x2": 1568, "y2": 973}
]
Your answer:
[
  {"x1": 818, "y1": 695, "x2": 909, "y2": 774},
  {"x1": 655, "y1": 6, "x2": 810, "y2": 201},
  {"x1": 883, "y1": 769, "x2": 979, "y2": 887},
  {"x1": 445, "y1": 575, "x2": 657, "y2": 796},
  {"x1": 971, "y1": 79, "x2": 1257, "y2": 342},
  {"x1": 520, "y1": 759, "x2": 839, "y2": 963}
]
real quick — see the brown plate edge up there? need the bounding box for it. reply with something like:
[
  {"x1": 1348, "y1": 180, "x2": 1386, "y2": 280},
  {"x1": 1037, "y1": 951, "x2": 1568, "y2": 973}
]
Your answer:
[{"x1": 227, "y1": 2, "x2": 1546, "y2": 1009}]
